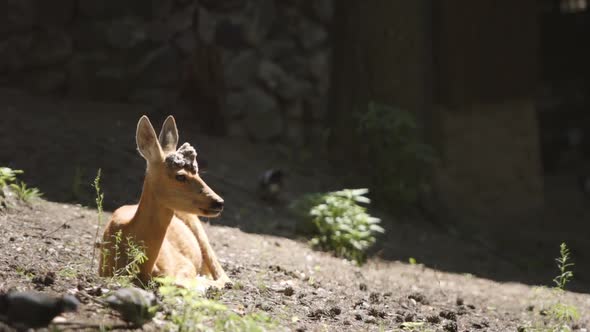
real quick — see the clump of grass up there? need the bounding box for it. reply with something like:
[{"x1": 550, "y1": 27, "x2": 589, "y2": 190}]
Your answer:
[
  {"x1": 0, "y1": 167, "x2": 42, "y2": 204},
  {"x1": 101, "y1": 230, "x2": 148, "y2": 287},
  {"x1": 9, "y1": 181, "x2": 42, "y2": 203},
  {"x1": 91, "y1": 169, "x2": 104, "y2": 272},
  {"x1": 0, "y1": 167, "x2": 23, "y2": 187},
  {"x1": 522, "y1": 243, "x2": 580, "y2": 332},
  {"x1": 358, "y1": 102, "x2": 436, "y2": 213},
  {"x1": 91, "y1": 169, "x2": 147, "y2": 286},
  {"x1": 293, "y1": 188, "x2": 384, "y2": 264},
  {"x1": 156, "y1": 276, "x2": 275, "y2": 332}
]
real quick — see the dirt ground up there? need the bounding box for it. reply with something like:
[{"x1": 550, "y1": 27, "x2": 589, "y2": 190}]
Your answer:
[{"x1": 1, "y1": 89, "x2": 590, "y2": 331}]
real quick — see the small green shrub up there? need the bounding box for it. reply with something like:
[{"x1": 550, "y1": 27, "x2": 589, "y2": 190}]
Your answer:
[
  {"x1": 295, "y1": 188, "x2": 384, "y2": 264},
  {"x1": 358, "y1": 102, "x2": 436, "y2": 212},
  {"x1": 523, "y1": 243, "x2": 580, "y2": 332},
  {"x1": 102, "y1": 230, "x2": 148, "y2": 287},
  {"x1": 553, "y1": 243, "x2": 574, "y2": 291},
  {"x1": 0, "y1": 167, "x2": 42, "y2": 204},
  {"x1": 9, "y1": 181, "x2": 42, "y2": 203},
  {"x1": 157, "y1": 276, "x2": 275, "y2": 332},
  {"x1": 0, "y1": 167, "x2": 23, "y2": 187}
]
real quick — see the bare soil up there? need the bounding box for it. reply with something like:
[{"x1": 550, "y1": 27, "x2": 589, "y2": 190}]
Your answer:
[{"x1": 0, "y1": 89, "x2": 589, "y2": 331}]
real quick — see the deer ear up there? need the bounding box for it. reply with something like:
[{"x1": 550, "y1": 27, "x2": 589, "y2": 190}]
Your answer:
[
  {"x1": 159, "y1": 115, "x2": 179, "y2": 154},
  {"x1": 136, "y1": 116, "x2": 163, "y2": 162}
]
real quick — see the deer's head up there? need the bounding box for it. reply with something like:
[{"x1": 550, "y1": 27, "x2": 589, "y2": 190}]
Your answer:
[{"x1": 136, "y1": 115, "x2": 224, "y2": 217}]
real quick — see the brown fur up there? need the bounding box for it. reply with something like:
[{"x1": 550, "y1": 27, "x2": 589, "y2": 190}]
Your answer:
[{"x1": 98, "y1": 115, "x2": 230, "y2": 289}]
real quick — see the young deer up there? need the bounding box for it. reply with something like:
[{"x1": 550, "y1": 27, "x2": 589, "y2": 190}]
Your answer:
[{"x1": 99, "y1": 115, "x2": 230, "y2": 289}]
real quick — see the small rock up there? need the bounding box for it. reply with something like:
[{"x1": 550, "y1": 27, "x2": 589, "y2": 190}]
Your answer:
[
  {"x1": 472, "y1": 320, "x2": 489, "y2": 329},
  {"x1": 439, "y1": 310, "x2": 457, "y2": 321},
  {"x1": 364, "y1": 316, "x2": 377, "y2": 324},
  {"x1": 354, "y1": 313, "x2": 363, "y2": 320},
  {"x1": 353, "y1": 300, "x2": 367, "y2": 309},
  {"x1": 0, "y1": 291, "x2": 79, "y2": 329},
  {"x1": 282, "y1": 286, "x2": 294, "y2": 296},
  {"x1": 328, "y1": 306, "x2": 341, "y2": 317},
  {"x1": 369, "y1": 292, "x2": 380, "y2": 303},
  {"x1": 526, "y1": 305, "x2": 534, "y2": 311},
  {"x1": 455, "y1": 297, "x2": 464, "y2": 306},
  {"x1": 308, "y1": 308, "x2": 325, "y2": 320},
  {"x1": 443, "y1": 320, "x2": 458, "y2": 332},
  {"x1": 105, "y1": 288, "x2": 157, "y2": 327},
  {"x1": 255, "y1": 303, "x2": 273, "y2": 311},
  {"x1": 457, "y1": 305, "x2": 468, "y2": 315},
  {"x1": 32, "y1": 271, "x2": 55, "y2": 287},
  {"x1": 359, "y1": 283, "x2": 367, "y2": 291},
  {"x1": 367, "y1": 307, "x2": 386, "y2": 319},
  {"x1": 403, "y1": 312, "x2": 416, "y2": 322},
  {"x1": 426, "y1": 315, "x2": 441, "y2": 324},
  {"x1": 408, "y1": 292, "x2": 429, "y2": 305}
]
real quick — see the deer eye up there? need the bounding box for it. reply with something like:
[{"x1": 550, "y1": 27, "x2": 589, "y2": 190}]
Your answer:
[{"x1": 175, "y1": 174, "x2": 187, "y2": 182}]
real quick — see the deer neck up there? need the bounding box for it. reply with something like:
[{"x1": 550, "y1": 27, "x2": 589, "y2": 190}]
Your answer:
[{"x1": 129, "y1": 177, "x2": 174, "y2": 277}]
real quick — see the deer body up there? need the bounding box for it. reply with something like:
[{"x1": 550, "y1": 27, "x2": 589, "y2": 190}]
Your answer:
[{"x1": 99, "y1": 115, "x2": 230, "y2": 288}]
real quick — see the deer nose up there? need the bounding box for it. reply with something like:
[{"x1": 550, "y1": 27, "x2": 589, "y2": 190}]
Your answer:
[{"x1": 210, "y1": 199, "x2": 224, "y2": 211}]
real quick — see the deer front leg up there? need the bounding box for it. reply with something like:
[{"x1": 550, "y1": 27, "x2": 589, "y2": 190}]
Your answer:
[{"x1": 177, "y1": 213, "x2": 231, "y2": 288}]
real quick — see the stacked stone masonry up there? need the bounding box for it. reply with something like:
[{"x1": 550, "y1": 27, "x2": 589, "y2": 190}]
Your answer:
[{"x1": 0, "y1": 0, "x2": 333, "y2": 144}]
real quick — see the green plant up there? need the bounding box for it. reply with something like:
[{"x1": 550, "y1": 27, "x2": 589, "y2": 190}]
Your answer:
[
  {"x1": 0, "y1": 167, "x2": 23, "y2": 188},
  {"x1": 523, "y1": 243, "x2": 580, "y2": 332},
  {"x1": 9, "y1": 181, "x2": 42, "y2": 203},
  {"x1": 0, "y1": 167, "x2": 42, "y2": 204},
  {"x1": 156, "y1": 276, "x2": 276, "y2": 332},
  {"x1": 298, "y1": 188, "x2": 384, "y2": 264},
  {"x1": 358, "y1": 102, "x2": 436, "y2": 212},
  {"x1": 91, "y1": 169, "x2": 104, "y2": 272},
  {"x1": 104, "y1": 230, "x2": 147, "y2": 287},
  {"x1": 553, "y1": 243, "x2": 574, "y2": 291},
  {"x1": 57, "y1": 266, "x2": 78, "y2": 279}
]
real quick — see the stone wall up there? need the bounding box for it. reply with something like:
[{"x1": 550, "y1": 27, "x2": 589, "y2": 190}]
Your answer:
[{"x1": 0, "y1": 0, "x2": 333, "y2": 144}]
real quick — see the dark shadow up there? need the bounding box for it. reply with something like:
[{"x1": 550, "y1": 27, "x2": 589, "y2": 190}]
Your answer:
[{"x1": 1, "y1": 89, "x2": 589, "y2": 295}]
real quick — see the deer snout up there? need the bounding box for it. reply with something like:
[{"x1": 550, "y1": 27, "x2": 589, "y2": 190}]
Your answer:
[{"x1": 209, "y1": 199, "x2": 224, "y2": 211}]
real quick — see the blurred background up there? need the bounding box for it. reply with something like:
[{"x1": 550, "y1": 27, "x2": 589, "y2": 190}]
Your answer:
[{"x1": 0, "y1": 0, "x2": 589, "y2": 291}]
